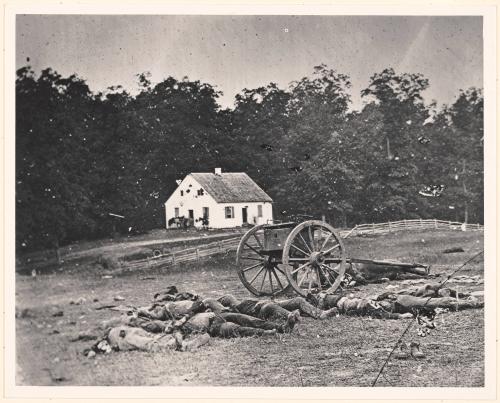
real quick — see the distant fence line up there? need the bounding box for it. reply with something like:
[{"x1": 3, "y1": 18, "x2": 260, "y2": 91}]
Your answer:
[
  {"x1": 121, "y1": 218, "x2": 483, "y2": 271},
  {"x1": 343, "y1": 219, "x2": 483, "y2": 238},
  {"x1": 123, "y1": 236, "x2": 242, "y2": 271},
  {"x1": 17, "y1": 218, "x2": 482, "y2": 272}
]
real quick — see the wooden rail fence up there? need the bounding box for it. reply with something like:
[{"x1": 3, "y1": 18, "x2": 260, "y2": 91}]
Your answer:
[
  {"x1": 343, "y1": 219, "x2": 483, "y2": 238},
  {"x1": 124, "y1": 236, "x2": 242, "y2": 271},
  {"x1": 120, "y1": 219, "x2": 482, "y2": 271},
  {"x1": 17, "y1": 218, "x2": 482, "y2": 274}
]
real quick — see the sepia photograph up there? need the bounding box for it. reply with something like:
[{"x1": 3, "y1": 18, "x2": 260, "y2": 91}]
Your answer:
[{"x1": 6, "y1": 3, "x2": 496, "y2": 398}]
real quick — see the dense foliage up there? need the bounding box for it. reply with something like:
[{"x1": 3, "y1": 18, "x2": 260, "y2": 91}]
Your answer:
[{"x1": 15, "y1": 65, "x2": 484, "y2": 251}]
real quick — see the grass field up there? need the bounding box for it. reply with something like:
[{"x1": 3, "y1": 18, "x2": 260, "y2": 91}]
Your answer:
[{"x1": 15, "y1": 228, "x2": 484, "y2": 386}]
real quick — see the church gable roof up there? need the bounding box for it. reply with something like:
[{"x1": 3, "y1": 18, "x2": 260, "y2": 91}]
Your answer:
[{"x1": 190, "y1": 172, "x2": 273, "y2": 203}]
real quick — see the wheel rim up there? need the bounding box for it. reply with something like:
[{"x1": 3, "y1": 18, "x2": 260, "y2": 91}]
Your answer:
[
  {"x1": 282, "y1": 220, "x2": 346, "y2": 297},
  {"x1": 236, "y1": 224, "x2": 290, "y2": 297}
]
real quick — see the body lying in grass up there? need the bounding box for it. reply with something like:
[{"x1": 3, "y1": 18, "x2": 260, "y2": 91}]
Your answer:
[
  {"x1": 344, "y1": 261, "x2": 429, "y2": 284},
  {"x1": 316, "y1": 282, "x2": 482, "y2": 317},
  {"x1": 86, "y1": 283, "x2": 482, "y2": 355},
  {"x1": 86, "y1": 289, "x2": 335, "y2": 355}
]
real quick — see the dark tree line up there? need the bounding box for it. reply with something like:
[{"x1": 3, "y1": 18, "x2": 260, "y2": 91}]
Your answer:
[{"x1": 15, "y1": 65, "x2": 484, "y2": 251}]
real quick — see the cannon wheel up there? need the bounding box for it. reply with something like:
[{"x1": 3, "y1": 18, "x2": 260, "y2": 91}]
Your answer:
[
  {"x1": 236, "y1": 224, "x2": 292, "y2": 297},
  {"x1": 282, "y1": 220, "x2": 347, "y2": 297}
]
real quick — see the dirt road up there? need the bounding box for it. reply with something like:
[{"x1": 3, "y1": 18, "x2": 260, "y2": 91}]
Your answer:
[{"x1": 60, "y1": 231, "x2": 243, "y2": 261}]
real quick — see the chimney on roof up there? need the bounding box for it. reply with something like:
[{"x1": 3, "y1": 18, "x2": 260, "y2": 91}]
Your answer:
[{"x1": 214, "y1": 168, "x2": 222, "y2": 176}]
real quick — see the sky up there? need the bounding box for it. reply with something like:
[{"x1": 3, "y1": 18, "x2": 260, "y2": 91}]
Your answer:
[{"x1": 16, "y1": 15, "x2": 483, "y2": 111}]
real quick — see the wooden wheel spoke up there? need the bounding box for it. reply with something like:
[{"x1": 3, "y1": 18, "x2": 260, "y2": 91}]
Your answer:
[
  {"x1": 314, "y1": 265, "x2": 326, "y2": 288},
  {"x1": 288, "y1": 257, "x2": 309, "y2": 263},
  {"x1": 240, "y1": 256, "x2": 265, "y2": 262},
  {"x1": 334, "y1": 280, "x2": 345, "y2": 292},
  {"x1": 259, "y1": 269, "x2": 268, "y2": 292},
  {"x1": 245, "y1": 242, "x2": 264, "y2": 256},
  {"x1": 291, "y1": 262, "x2": 311, "y2": 275},
  {"x1": 298, "y1": 270, "x2": 307, "y2": 287},
  {"x1": 321, "y1": 263, "x2": 340, "y2": 276},
  {"x1": 253, "y1": 233, "x2": 263, "y2": 249},
  {"x1": 308, "y1": 226, "x2": 315, "y2": 251},
  {"x1": 248, "y1": 265, "x2": 266, "y2": 284},
  {"x1": 274, "y1": 266, "x2": 286, "y2": 276},
  {"x1": 323, "y1": 243, "x2": 341, "y2": 256},
  {"x1": 268, "y1": 269, "x2": 275, "y2": 294},
  {"x1": 317, "y1": 227, "x2": 323, "y2": 251},
  {"x1": 290, "y1": 243, "x2": 310, "y2": 257},
  {"x1": 321, "y1": 263, "x2": 343, "y2": 290},
  {"x1": 314, "y1": 266, "x2": 320, "y2": 286},
  {"x1": 271, "y1": 268, "x2": 285, "y2": 290},
  {"x1": 242, "y1": 262, "x2": 264, "y2": 272},
  {"x1": 298, "y1": 232, "x2": 312, "y2": 254},
  {"x1": 318, "y1": 264, "x2": 334, "y2": 287},
  {"x1": 319, "y1": 232, "x2": 333, "y2": 252}
]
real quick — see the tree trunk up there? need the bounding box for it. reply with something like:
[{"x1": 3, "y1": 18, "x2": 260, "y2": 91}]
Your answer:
[
  {"x1": 462, "y1": 159, "x2": 468, "y2": 224},
  {"x1": 386, "y1": 137, "x2": 393, "y2": 160},
  {"x1": 463, "y1": 195, "x2": 469, "y2": 224}
]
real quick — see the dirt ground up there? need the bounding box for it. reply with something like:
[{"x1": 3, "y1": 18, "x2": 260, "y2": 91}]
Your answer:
[{"x1": 15, "y1": 229, "x2": 484, "y2": 386}]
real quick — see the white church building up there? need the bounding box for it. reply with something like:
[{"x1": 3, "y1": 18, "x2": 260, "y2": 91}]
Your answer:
[{"x1": 164, "y1": 168, "x2": 273, "y2": 229}]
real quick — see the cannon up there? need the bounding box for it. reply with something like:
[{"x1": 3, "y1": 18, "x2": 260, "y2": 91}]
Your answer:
[{"x1": 236, "y1": 220, "x2": 429, "y2": 297}]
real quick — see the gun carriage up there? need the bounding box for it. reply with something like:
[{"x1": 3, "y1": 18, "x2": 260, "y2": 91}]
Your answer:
[{"x1": 236, "y1": 220, "x2": 428, "y2": 297}]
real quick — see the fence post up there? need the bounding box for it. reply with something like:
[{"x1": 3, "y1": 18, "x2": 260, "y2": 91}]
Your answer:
[
  {"x1": 196, "y1": 248, "x2": 200, "y2": 260},
  {"x1": 172, "y1": 253, "x2": 176, "y2": 266},
  {"x1": 371, "y1": 223, "x2": 375, "y2": 233},
  {"x1": 448, "y1": 221, "x2": 452, "y2": 229},
  {"x1": 404, "y1": 219, "x2": 408, "y2": 228},
  {"x1": 388, "y1": 221, "x2": 392, "y2": 232},
  {"x1": 434, "y1": 219, "x2": 438, "y2": 229},
  {"x1": 218, "y1": 241, "x2": 222, "y2": 251},
  {"x1": 54, "y1": 247, "x2": 61, "y2": 264},
  {"x1": 419, "y1": 218, "x2": 423, "y2": 228}
]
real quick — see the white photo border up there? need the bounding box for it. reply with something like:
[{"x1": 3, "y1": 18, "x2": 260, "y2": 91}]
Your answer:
[{"x1": 3, "y1": 2, "x2": 497, "y2": 400}]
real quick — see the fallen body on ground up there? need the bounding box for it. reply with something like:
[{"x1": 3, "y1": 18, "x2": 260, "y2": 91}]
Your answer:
[
  {"x1": 84, "y1": 283, "x2": 484, "y2": 356},
  {"x1": 84, "y1": 281, "x2": 483, "y2": 357},
  {"x1": 345, "y1": 261, "x2": 430, "y2": 284}
]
